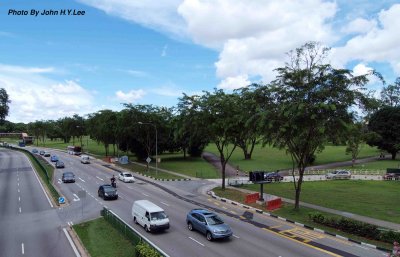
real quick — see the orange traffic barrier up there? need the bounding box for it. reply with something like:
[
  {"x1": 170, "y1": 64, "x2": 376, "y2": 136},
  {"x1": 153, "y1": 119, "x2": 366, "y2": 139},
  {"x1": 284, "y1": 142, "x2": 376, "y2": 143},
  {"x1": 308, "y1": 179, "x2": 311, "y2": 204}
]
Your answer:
[
  {"x1": 244, "y1": 193, "x2": 259, "y2": 204},
  {"x1": 266, "y1": 198, "x2": 282, "y2": 211}
]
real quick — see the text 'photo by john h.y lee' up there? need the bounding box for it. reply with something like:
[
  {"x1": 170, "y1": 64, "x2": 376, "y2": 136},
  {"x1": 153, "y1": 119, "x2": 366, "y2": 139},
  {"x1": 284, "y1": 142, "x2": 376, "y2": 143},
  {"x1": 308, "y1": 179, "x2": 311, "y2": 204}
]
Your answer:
[{"x1": 8, "y1": 9, "x2": 85, "y2": 16}]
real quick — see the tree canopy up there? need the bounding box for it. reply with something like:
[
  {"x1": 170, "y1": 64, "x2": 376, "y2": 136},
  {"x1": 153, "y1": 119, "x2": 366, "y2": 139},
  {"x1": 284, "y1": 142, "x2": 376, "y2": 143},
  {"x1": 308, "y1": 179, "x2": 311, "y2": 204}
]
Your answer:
[{"x1": 0, "y1": 88, "x2": 11, "y2": 125}]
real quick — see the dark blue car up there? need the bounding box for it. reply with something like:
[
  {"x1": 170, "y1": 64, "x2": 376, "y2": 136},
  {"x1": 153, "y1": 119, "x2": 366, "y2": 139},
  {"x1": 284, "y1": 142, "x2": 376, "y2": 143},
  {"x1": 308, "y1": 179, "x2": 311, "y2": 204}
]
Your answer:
[
  {"x1": 50, "y1": 155, "x2": 58, "y2": 162},
  {"x1": 186, "y1": 209, "x2": 232, "y2": 241}
]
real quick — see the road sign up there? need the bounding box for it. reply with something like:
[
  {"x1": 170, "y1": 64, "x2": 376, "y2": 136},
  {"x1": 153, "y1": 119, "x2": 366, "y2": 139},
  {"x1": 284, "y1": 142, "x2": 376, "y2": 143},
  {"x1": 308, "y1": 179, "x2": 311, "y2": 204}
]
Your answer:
[
  {"x1": 146, "y1": 157, "x2": 151, "y2": 163},
  {"x1": 58, "y1": 197, "x2": 65, "y2": 204}
]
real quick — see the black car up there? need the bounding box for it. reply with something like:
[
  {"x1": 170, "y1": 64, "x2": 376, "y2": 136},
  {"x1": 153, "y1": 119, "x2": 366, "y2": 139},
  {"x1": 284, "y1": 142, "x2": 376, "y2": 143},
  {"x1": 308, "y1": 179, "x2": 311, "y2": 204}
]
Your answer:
[
  {"x1": 264, "y1": 172, "x2": 283, "y2": 182},
  {"x1": 98, "y1": 185, "x2": 118, "y2": 200},
  {"x1": 55, "y1": 161, "x2": 65, "y2": 168},
  {"x1": 62, "y1": 172, "x2": 75, "y2": 183},
  {"x1": 39, "y1": 150, "x2": 45, "y2": 155}
]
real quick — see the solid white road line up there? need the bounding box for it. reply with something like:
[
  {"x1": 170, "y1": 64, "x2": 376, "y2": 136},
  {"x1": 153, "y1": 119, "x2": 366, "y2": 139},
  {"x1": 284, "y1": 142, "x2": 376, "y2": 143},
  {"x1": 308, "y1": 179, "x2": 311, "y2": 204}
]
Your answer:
[
  {"x1": 96, "y1": 176, "x2": 104, "y2": 181},
  {"x1": 21, "y1": 243, "x2": 24, "y2": 255},
  {"x1": 233, "y1": 234, "x2": 240, "y2": 239},
  {"x1": 160, "y1": 202, "x2": 169, "y2": 206},
  {"x1": 78, "y1": 177, "x2": 85, "y2": 182},
  {"x1": 63, "y1": 228, "x2": 81, "y2": 257},
  {"x1": 188, "y1": 237, "x2": 204, "y2": 246},
  {"x1": 25, "y1": 156, "x2": 53, "y2": 208},
  {"x1": 72, "y1": 194, "x2": 80, "y2": 201}
]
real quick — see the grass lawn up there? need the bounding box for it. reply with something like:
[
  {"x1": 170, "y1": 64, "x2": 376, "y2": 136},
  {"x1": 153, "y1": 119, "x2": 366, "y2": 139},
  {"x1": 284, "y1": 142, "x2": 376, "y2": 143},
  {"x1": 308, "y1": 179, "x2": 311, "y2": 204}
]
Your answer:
[
  {"x1": 213, "y1": 187, "x2": 392, "y2": 250},
  {"x1": 73, "y1": 218, "x2": 136, "y2": 257},
  {"x1": 205, "y1": 143, "x2": 380, "y2": 172},
  {"x1": 240, "y1": 180, "x2": 400, "y2": 223}
]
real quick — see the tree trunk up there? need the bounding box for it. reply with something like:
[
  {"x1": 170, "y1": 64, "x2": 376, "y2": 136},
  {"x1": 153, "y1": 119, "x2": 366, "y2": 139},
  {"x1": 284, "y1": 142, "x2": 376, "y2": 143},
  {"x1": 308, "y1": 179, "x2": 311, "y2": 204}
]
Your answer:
[
  {"x1": 391, "y1": 152, "x2": 397, "y2": 160},
  {"x1": 183, "y1": 148, "x2": 186, "y2": 159},
  {"x1": 294, "y1": 166, "x2": 305, "y2": 210},
  {"x1": 221, "y1": 161, "x2": 226, "y2": 190}
]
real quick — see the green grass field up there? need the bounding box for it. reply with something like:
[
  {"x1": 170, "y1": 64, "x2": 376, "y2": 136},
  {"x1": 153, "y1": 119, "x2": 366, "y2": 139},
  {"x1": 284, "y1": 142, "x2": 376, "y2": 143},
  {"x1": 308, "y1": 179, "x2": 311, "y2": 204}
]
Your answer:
[
  {"x1": 241, "y1": 180, "x2": 400, "y2": 223},
  {"x1": 213, "y1": 187, "x2": 392, "y2": 250},
  {"x1": 205, "y1": 143, "x2": 380, "y2": 172},
  {"x1": 73, "y1": 218, "x2": 135, "y2": 257}
]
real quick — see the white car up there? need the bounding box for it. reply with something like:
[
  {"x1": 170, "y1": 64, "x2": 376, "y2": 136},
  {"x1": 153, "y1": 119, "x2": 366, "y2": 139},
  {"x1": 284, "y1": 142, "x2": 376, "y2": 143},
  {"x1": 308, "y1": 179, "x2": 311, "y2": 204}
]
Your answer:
[
  {"x1": 118, "y1": 172, "x2": 135, "y2": 183},
  {"x1": 326, "y1": 170, "x2": 351, "y2": 179}
]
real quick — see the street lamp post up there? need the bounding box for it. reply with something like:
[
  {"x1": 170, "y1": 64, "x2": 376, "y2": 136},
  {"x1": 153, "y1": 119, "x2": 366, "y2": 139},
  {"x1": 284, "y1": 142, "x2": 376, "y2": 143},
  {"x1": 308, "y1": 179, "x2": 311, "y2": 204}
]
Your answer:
[{"x1": 138, "y1": 122, "x2": 157, "y2": 176}]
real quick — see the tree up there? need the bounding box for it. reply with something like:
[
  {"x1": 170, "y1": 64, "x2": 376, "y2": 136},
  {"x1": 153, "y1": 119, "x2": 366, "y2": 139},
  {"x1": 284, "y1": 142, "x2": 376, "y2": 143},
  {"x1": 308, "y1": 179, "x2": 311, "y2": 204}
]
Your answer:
[
  {"x1": 199, "y1": 89, "x2": 240, "y2": 190},
  {"x1": 367, "y1": 106, "x2": 400, "y2": 160},
  {"x1": 87, "y1": 110, "x2": 117, "y2": 157},
  {"x1": 266, "y1": 42, "x2": 377, "y2": 210},
  {"x1": 381, "y1": 77, "x2": 400, "y2": 107},
  {"x1": 345, "y1": 122, "x2": 366, "y2": 167},
  {"x1": 0, "y1": 88, "x2": 11, "y2": 124}
]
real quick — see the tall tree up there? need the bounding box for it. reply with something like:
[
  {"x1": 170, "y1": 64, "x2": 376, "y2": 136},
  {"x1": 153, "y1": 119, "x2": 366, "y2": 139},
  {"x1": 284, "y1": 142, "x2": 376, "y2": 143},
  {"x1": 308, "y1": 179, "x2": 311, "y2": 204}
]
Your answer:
[
  {"x1": 0, "y1": 88, "x2": 11, "y2": 125},
  {"x1": 266, "y1": 42, "x2": 378, "y2": 210},
  {"x1": 367, "y1": 106, "x2": 400, "y2": 160},
  {"x1": 345, "y1": 122, "x2": 366, "y2": 167},
  {"x1": 200, "y1": 90, "x2": 240, "y2": 190},
  {"x1": 381, "y1": 77, "x2": 400, "y2": 107}
]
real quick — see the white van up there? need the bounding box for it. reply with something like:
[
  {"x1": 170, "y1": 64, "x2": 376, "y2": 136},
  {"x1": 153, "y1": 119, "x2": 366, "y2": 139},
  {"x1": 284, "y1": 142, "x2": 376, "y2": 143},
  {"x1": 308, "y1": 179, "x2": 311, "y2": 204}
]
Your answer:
[
  {"x1": 81, "y1": 155, "x2": 90, "y2": 164},
  {"x1": 132, "y1": 200, "x2": 170, "y2": 232}
]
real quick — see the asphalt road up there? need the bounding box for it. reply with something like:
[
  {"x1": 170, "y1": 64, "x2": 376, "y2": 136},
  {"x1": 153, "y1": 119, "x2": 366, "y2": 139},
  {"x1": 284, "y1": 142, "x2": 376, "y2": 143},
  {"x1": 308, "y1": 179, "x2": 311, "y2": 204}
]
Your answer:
[
  {"x1": 0, "y1": 148, "x2": 77, "y2": 257},
  {"x1": 35, "y1": 147, "x2": 388, "y2": 257}
]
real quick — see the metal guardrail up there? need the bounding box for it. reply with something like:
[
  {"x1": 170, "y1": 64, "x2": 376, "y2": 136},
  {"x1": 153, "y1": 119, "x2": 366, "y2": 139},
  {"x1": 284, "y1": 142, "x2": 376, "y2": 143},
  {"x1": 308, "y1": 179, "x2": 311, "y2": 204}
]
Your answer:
[{"x1": 101, "y1": 207, "x2": 170, "y2": 257}]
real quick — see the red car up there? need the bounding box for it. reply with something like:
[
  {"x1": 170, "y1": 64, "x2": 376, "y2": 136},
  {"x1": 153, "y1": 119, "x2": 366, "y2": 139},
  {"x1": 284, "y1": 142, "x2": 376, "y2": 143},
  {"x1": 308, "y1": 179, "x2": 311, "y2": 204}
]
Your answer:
[{"x1": 383, "y1": 173, "x2": 400, "y2": 180}]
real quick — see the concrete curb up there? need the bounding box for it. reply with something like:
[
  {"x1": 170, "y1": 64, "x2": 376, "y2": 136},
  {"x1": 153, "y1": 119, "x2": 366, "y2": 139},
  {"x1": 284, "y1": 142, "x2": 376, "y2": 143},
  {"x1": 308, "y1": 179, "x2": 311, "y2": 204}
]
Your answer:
[
  {"x1": 137, "y1": 172, "x2": 191, "y2": 181},
  {"x1": 208, "y1": 190, "x2": 391, "y2": 253}
]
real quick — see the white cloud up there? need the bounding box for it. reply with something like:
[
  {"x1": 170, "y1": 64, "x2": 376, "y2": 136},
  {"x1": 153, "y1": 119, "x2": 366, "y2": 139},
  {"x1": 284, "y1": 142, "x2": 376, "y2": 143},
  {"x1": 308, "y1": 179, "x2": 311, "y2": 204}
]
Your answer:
[
  {"x1": 115, "y1": 89, "x2": 146, "y2": 102},
  {"x1": 0, "y1": 65, "x2": 95, "y2": 123},
  {"x1": 333, "y1": 4, "x2": 400, "y2": 74},
  {"x1": 161, "y1": 44, "x2": 168, "y2": 57},
  {"x1": 124, "y1": 69, "x2": 148, "y2": 77},
  {"x1": 218, "y1": 74, "x2": 250, "y2": 90},
  {"x1": 341, "y1": 18, "x2": 377, "y2": 35}
]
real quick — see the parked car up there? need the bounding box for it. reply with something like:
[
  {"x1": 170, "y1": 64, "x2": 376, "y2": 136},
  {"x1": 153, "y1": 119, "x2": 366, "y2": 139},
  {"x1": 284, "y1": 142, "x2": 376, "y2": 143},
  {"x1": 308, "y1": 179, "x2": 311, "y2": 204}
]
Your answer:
[
  {"x1": 118, "y1": 172, "x2": 135, "y2": 183},
  {"x1": 132, "y1": 200, "x2": 169, "y2": 232},
  {"x1": 50, "y1": 155, "x2": 58, "y2": 162},
  {"x1": 39, "y1": 150, "x2": 45, "y2": 155},
  {"x1": 31, "y1": 149, "x2": 39, "y2": 154},
  {"x1": 98, "y1": 185, "x2": 118, "y2": 200},
  {"x1": 186, "y1": 209, "x2": 232, "y2": 241},
  {"x1": 264, "y1": 172, "x2": 283, "y2": 182},
  {"x1": 44, "y1": 151, "x2": 51, "y2": 157},
  {"x1": 326, "y1": 170, "x2": 351, "y2": 179},
  {"x1": 383, "y1": 173, "x2": 400, "y2": 180},
  {"x1": 55, "y1": 161, "x2": 65, "y2": 168},
  {"x1": 62, "y1": 172, "x2": 75, "y2": 183}
]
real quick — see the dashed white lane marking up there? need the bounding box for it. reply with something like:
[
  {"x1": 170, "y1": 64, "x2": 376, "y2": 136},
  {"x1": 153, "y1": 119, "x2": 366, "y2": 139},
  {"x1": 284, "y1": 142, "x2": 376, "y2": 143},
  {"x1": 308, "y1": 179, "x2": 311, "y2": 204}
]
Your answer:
[
  {"x1": 72, "y1": 194, "x2": 80, "y2": 202},
  {"x1": 18, "y1": 189, "x2": 20, "y2": 193},
  {"x1": 233, "y1": 234, "x2": 240, "y2": 239},
  {"x1": 19, "y1": 196, "x2": 21, "y2": 202},
  {"x1": 160, "y1": 202, "x2": 169, "y2": 206},
  {"x1": 127, "y1": 186, "x2": 134, "y2": 189},
  {"x1": 17, "y1": 182, "x2": 19, "y2": 187},
  {"x1": 96, "y1": 176, "x2": 104, "y2": 181},
  {"x1": 142, "y1": 193, "x2": 149, "y2": 197},
  {"x1": 63, "y1": 228, "x2": 81, "y2": 257},
  {"x1": 21, "y1": 243, "x2": 24, "y2": 255},
  {"x1": 188, "y1": 237, "x2": 204, "y2": 246},
  {"x1": 19, "y1": 207, "x2": 21, "y2": 213},
  {"x1": 78, "y1": 177, "x2": 85, "y2": 182}
]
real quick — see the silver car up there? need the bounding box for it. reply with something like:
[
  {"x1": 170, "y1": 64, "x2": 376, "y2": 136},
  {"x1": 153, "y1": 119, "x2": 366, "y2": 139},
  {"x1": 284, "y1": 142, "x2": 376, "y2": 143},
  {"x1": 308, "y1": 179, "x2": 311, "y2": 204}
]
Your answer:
[{"x1": 326, "y1": 170, "x2": 351, "y2": 179}]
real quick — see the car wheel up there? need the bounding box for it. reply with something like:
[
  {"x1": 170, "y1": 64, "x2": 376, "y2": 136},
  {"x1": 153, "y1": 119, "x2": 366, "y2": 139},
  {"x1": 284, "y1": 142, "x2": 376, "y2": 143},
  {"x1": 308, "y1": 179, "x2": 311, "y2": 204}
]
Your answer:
[
  {"x1": 134, "y1": 217, "x2": 137, "y2": 224},
  {"x1": 144, "y1": 225, "x2": 150, "y2": 232},
  {"x1": 187, "y1": 222, "x2": 193, "y2": 231},
  {"x1": 206, "y1": 231, "x2": 213, "y2": 241}
]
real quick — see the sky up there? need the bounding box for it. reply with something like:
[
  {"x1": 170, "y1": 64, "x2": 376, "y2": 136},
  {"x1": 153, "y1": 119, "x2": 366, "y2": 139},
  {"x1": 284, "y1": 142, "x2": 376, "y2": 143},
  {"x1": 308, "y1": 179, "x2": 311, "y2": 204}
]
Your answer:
[{"x1": 1, "y1": 0, "x2": 399, "y2": 123}]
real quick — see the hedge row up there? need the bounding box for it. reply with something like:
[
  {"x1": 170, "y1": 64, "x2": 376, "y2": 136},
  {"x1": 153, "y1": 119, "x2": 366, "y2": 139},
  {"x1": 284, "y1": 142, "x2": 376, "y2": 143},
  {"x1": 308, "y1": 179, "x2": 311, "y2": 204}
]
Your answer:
[
  {"x1": 308, "y1": 212, "x2": 400, "y2": 244},
  {"x1": 135, "y1": 242, "x2": 162, "y2": 257}
]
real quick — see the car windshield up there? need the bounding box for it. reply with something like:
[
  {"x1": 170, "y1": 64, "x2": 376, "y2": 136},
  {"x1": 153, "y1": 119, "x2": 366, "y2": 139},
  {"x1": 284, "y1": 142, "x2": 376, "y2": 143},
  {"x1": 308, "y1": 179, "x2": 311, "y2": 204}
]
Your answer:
[
  {"x1": 205, "y1": 215, "x2": 224, "y2": 225},
  {"x1": 124, "y1": 174, "x2": 132, "y2": 177},
  {"x1": 150, "y1": 211, "x2": 167, "y2": 220},
  {"x1": 104, "y1": 187, "x2": 115, "y2": 192}
]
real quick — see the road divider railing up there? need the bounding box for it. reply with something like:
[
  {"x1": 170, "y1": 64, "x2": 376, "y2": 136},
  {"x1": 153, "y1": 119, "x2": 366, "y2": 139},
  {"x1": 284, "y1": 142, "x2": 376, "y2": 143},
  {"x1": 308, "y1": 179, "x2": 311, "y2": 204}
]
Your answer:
[
  {"x1": 101, "y1": 207, "x2": 170, "y2": 257},
  {"x1": 9, "y1": 146, "x2": 60, "y2": 205}
]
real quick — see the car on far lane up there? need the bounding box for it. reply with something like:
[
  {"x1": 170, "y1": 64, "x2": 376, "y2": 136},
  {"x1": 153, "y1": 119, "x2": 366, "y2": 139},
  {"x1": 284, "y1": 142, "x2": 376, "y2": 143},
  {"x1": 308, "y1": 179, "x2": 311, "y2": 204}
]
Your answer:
[
  {"x1": 98, "y1": 185, "x2": 118, "y2": 200},
  {"x1": 55, "y1": 161, "x2": 65, "y2": 168},
  {"x1": 39, "y1": 150, "x2": 45, "y2": 155},
  {"x1": 326, "y1": 170, "x2": 351, "y2": 179},
  {"x1": 31, "y1": 149, "x2": 39, "y2": 154},
  {"x1": 264, "y1": 172, "x2": 283, "y2": 182},
  {"x1": 118, "y1": 172, "x2": 135, "y2": 183},
  {"x1": 44, "y1": 151, "x2": 51, "y2": 157},
  {"x1": 50, "y1": 155, "x2": 59, "y2": 162},
  {"x1": 186, "y1": 209, "x2": 232, "y2": 241},
  {"x1": 383, "y1": 173, "x2": 400, "y2": 180},
  {"x1": 62, "y1": 172, "x2": 75, "y2": 183}
]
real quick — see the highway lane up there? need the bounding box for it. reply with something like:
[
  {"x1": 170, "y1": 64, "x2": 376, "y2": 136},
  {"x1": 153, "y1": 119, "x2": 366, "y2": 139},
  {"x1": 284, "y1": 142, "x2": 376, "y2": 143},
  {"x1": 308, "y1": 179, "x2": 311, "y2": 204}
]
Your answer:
[
  {"x1": 0, "y1": 148, "x2": 77, "y2": 257},
  {"x1": 44, "y1": 147, "x2": 388, "y2": 257}
]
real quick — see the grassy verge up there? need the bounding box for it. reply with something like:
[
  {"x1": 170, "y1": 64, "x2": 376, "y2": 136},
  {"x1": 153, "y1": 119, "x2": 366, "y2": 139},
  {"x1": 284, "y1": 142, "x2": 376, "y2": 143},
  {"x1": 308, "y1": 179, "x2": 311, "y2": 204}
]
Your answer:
[
  {"x1": 240, "y1": 180, "x2": 400, "y2": 223},
  {"x1": 73, "y1": 217, "x2": 136, "y2": 257},
  {"x1": 213, "y1": 187, "x2": 392, "y2": 250}
]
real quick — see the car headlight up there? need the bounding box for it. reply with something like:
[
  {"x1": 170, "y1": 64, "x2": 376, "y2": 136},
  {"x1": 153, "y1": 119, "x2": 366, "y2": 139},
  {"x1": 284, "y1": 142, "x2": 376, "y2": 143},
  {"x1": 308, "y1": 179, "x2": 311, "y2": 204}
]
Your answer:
[{"x1": 104, "y1": 193, "x2": 109, "y2": 196}]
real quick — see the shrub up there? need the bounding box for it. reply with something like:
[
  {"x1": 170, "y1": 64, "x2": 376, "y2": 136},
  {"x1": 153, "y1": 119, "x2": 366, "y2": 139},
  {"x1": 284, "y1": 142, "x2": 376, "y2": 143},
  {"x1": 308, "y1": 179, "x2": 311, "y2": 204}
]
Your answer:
[{"x1": 135, "y1": 242, "x2": 162, "y2": 257}]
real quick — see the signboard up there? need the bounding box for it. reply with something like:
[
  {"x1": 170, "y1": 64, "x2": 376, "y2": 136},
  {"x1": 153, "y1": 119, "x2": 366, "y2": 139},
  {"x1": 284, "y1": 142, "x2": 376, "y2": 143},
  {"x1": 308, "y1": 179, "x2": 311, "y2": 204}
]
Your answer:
[
  {"x1": 58, "y1": 197, "x2": 65, "y2": 204},
  {"x1": 146, "y1": 157, "x2": 151, "y2": 163},
  {"x1": 119, "y1": 155, "x2": 129, "y2": 164}
]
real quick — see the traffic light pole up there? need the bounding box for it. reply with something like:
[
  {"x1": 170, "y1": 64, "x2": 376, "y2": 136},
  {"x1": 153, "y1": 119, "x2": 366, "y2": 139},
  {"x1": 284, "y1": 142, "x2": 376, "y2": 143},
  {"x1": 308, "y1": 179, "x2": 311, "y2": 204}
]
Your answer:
[{"x1": 259, "y1": 183, "x2": 264, "y2": 201}]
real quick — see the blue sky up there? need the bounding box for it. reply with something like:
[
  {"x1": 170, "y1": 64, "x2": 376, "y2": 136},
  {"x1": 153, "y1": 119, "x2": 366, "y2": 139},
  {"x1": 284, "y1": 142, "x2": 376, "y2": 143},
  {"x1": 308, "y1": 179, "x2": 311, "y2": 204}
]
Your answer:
[{"x1": 1, "y1": 0, "x2": 400, "y2": 122}]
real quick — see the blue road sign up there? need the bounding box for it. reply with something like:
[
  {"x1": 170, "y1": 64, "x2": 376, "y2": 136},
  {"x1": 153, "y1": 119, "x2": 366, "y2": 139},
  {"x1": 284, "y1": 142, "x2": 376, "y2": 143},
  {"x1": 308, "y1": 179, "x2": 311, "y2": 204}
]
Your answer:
[{"x1": 58, "y1": 197, "x2": 65, "y2": 204}]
